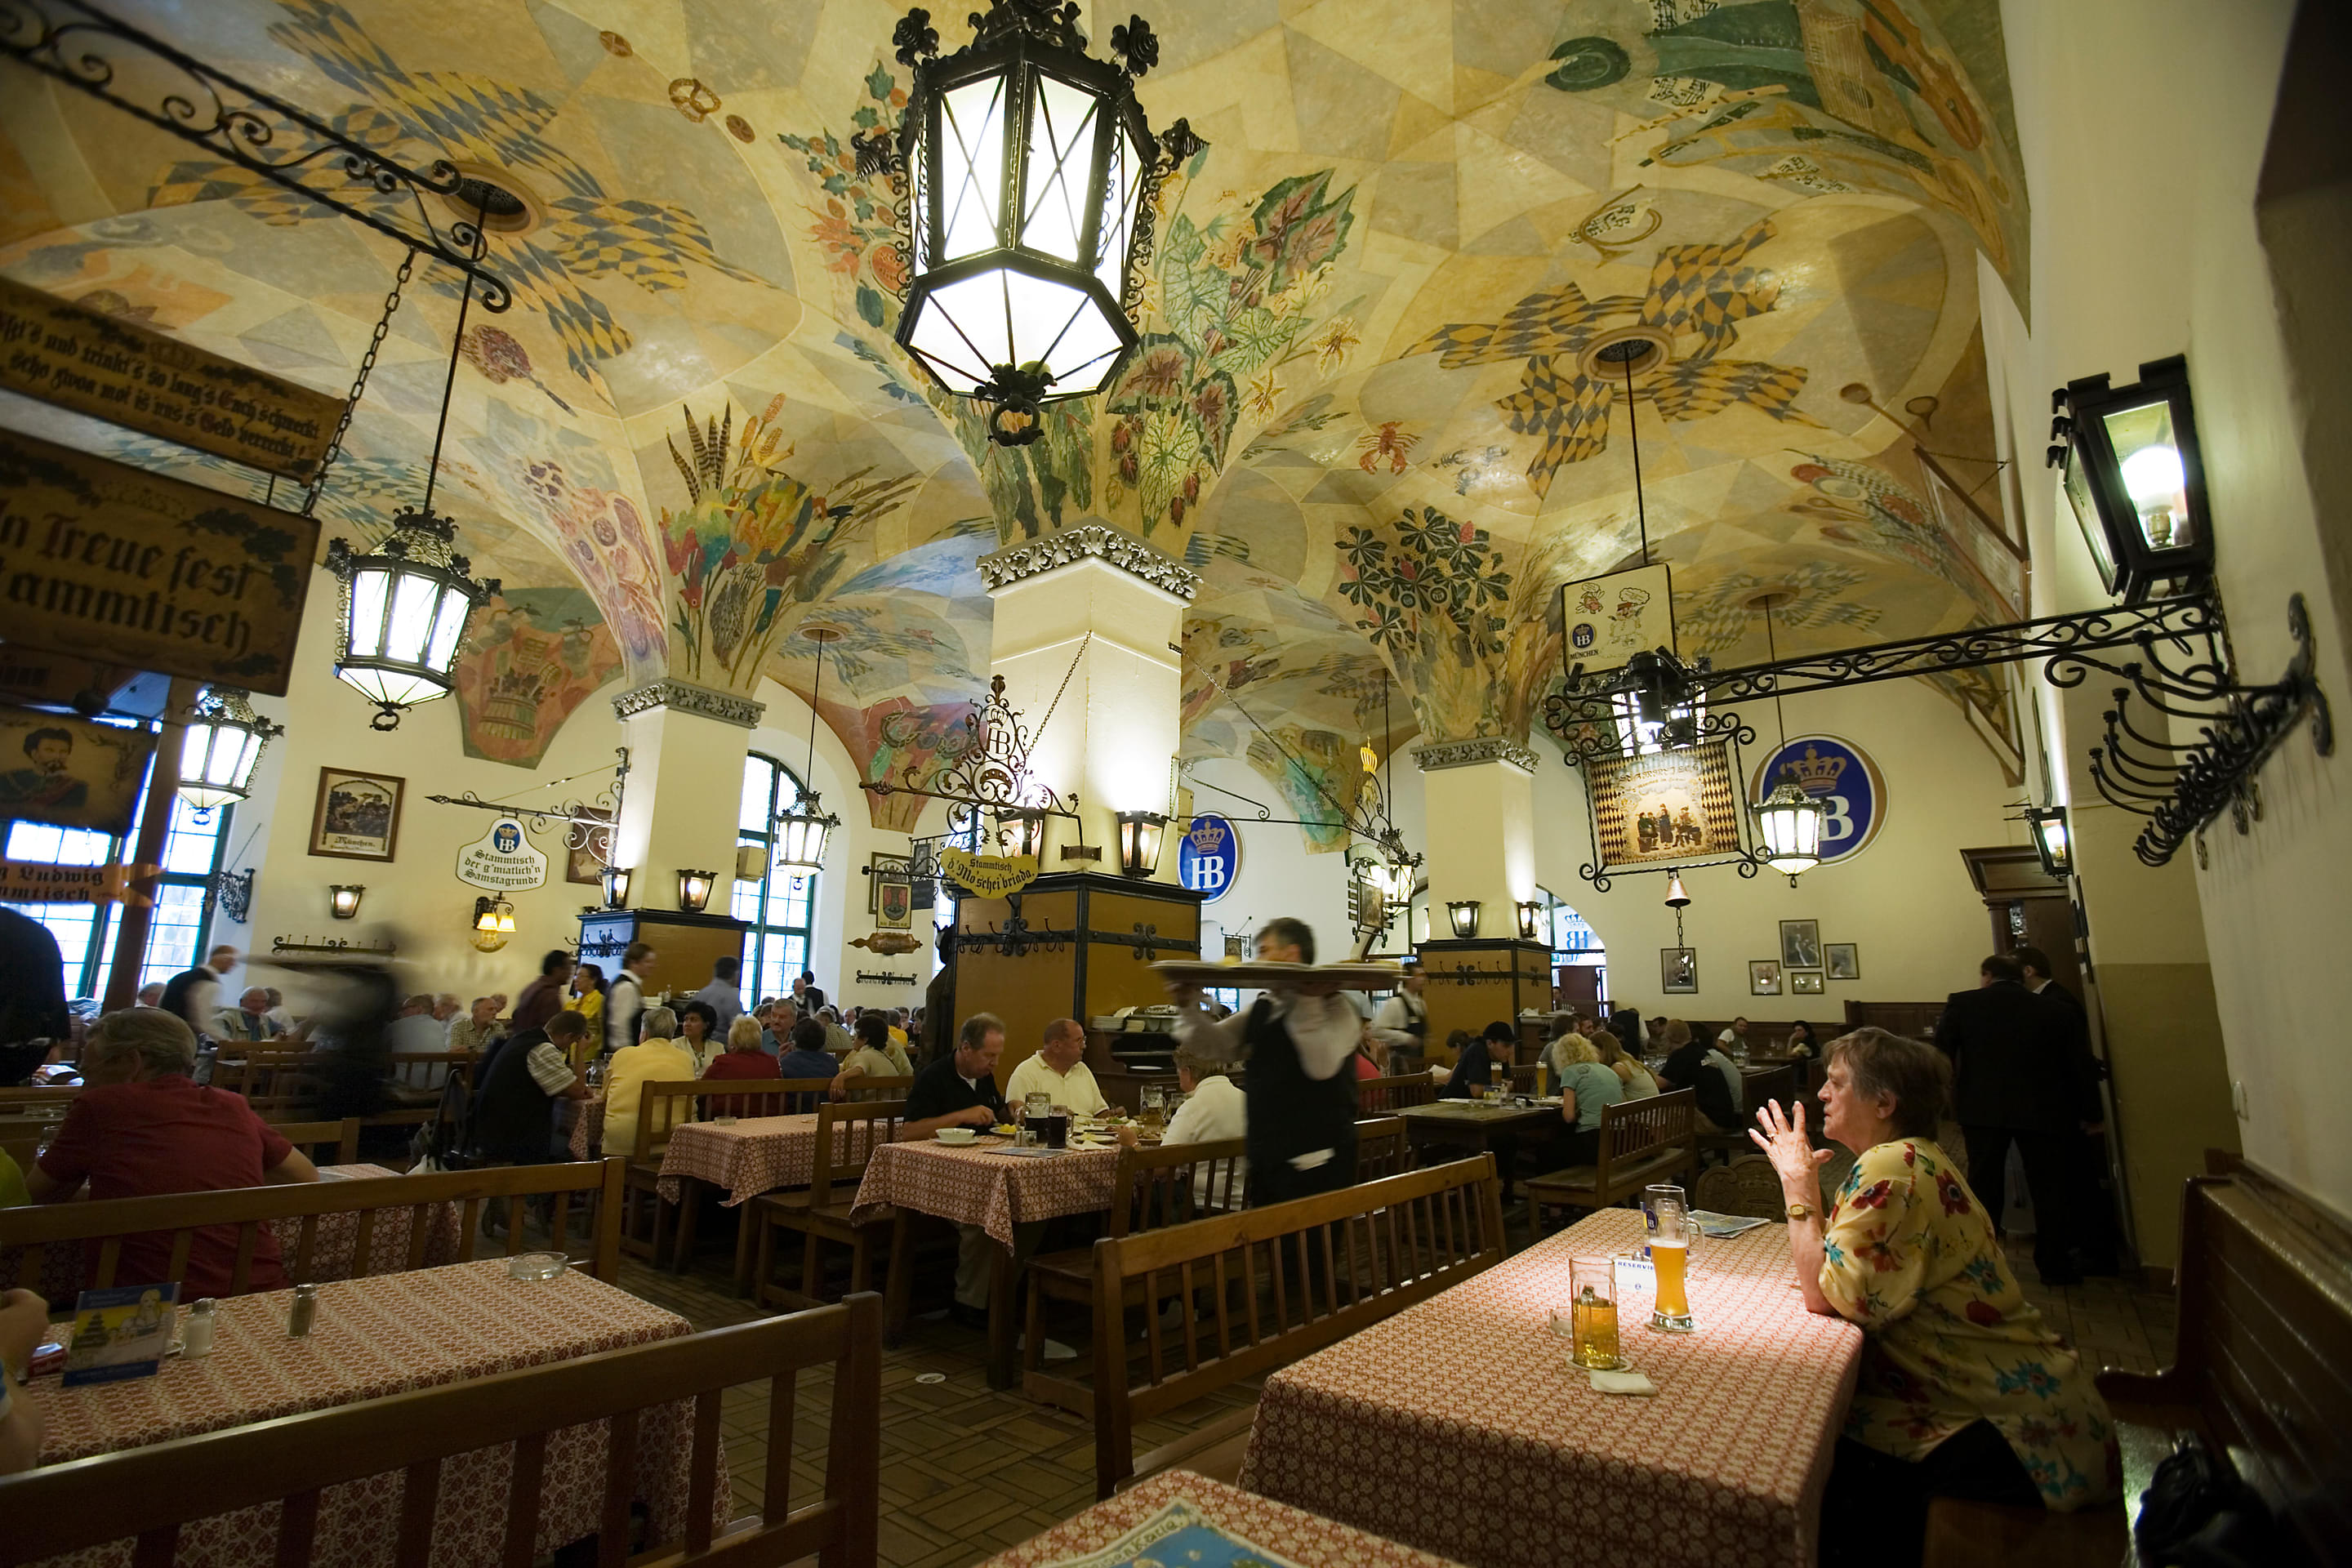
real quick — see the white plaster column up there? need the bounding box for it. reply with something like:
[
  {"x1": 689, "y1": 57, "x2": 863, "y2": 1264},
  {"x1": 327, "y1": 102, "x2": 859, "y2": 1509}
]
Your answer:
[
  {"x1": 978, "y1": 526, "x2": 1197, "y2": 880},
  {"x1": 1415, "y1": 738, "x2": 1540, "y2": 935},
  {"x1": 610, "y1": 680, "x2": 763, "y2": 910}
]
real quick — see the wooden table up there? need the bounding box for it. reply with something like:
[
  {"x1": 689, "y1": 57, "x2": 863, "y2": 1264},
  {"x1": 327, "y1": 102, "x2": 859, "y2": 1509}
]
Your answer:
[
  {"x1": 979, "y1": 1470, "x2": 1468, "y2": 1568},
  {"x1": 1394, "y1": 1099, "x2": 1558, "y2": 1200},
  {"x1": 1236, "y1": 1208, "x2": 1863, "y2": 1568},
  {"x1": 849, "y1": 1136, "x2": 1120, "y2": 1390},
  {"x1": 26, "y1": 1258, "x2": 725, "y2": 1567},
  {"x1": 653, "y1": 1114, "x2": 838, "y2": 1290}
]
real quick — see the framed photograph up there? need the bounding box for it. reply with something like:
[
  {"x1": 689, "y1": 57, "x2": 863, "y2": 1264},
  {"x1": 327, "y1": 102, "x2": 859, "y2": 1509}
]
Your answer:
[
  {"x1": 1790, "y1": 970, "x2": 1825, "y2": 996},
  {"x1": 1661, "y1": 947, "x2": 1699, "y2": 994},
  {"x1": 309, "y1": 768, "x2": 404, "y2": 862},
  {"x1": 1749, "y1": 960, "x2": 1782, "y2": 996},
  {"x1": 1825, "y1": 942, "x2": 1860, "y2": 980},
  {"x1": 1779, "y1": 919, "x2": 1822, "y2": 972}
]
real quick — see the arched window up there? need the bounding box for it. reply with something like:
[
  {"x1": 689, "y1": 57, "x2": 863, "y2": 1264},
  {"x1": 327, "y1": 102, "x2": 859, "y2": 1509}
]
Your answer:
[{"x1": 733, "y1": 752, "x2": 818, "y2": 1002}]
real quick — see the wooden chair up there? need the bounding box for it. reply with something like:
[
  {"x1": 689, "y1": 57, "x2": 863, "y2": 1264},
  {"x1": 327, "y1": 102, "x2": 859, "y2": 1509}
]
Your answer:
[
  {"x1": 383, "y1": 1052, "x2": 477, "y2": 1107},
  {"x1": 214, "y1": 1048, "x2": 321, "y2": 1101},
  {"x1": 616, "y1": 1078, "x2": 704, "y2": 1264},
  {"x1": 1692, "y1": 1154, "x2": 1781, "y2": 1220},
  {"x1": 0, "y1": 1159, "x2": 630, "y2": 1294},
  {"x1": 270, "y1": 1118, "x2": 365, "y2": 1167},
  {"x1": 1525, "y1": 1088, "x2": 1699, "y2": 1236},
  {"x1": 1089, "y1": 1155, "x2": 1506, "y2": 1498},
  {"x1": 1358, "y1": 1072, "x2": 1435, "y2": 1113},
  {"x1": 692, "y1": 1077, "x2": 838, "y2": 1118},
  {"x1": 1022, "y1": 1137, "x2": 1250, "y2": 1414},
  {"x1": 0, "y1": 1293, "x2": 883, "y2": 1568},
  {"x1": 750, "y1": 1099, "x2": 907, "y2": 1312},
  {"x1": 838, "y1": 1073, "x2": 913, "y2": 1102},
  {"x1": 1354, "y1": 1116, "x2": 1412, "y2": 1181}
]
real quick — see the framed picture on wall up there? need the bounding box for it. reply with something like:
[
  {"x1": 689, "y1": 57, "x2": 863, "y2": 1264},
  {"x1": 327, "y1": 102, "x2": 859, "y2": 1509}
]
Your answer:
[
  {"x1": 1749, "y1": 960, "x2": 1782, "y2": 996},
  {"x1": 308, "y1": 768, "x2": 403, "y2": 862},
  {"x1": 1661, "y1": 947, "x2": 1699, "y2": 994},
  {"x1": 1790, "y1": 970, "x2": 1825, "y2": 996},
  {"x1": 1825, "y1": 942, "x2": 1860, "y2": 980},
  {"x1": 1779, "y1": 919, "x2": 1822, "y2": 971}
]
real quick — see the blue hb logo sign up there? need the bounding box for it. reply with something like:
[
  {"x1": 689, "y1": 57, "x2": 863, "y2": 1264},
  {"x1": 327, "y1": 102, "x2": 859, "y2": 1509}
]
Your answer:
[
  {"x1": 1749, "y1": 735, "x2": 1886, "y2": 865},
  {"x1": 494, "y1": 822, "x2": 523, "y2": 853},
  {"x1": 1176, "y1": 813, "x2": 1241, "y2": 902}
]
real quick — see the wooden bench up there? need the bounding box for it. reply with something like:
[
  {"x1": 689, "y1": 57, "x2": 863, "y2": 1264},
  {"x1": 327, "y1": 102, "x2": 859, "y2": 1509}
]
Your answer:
[
  {"x1": 751, "y1": 1098, "x2": 907, "y2": 1312},
  {"x1": 0, "y1": 1158, "x2": 628, "y2": 1294},
  {"x1": 1525, "y1": 1087, "x2": 1698, "y2": 1236},
  {"x1": 839, "y1": 1073, "x2": 914, "y2": 1102},
  {"x1": 1355, "y1": 1116, "x2": 1412, "y2": 1181},
  {"x1": 1924, "y1": 1160, "x2": 2350, "y2": 1566},
  {"x1": 1358, "y1": 1072, "x2": 1435, "y2": 1113},
  {"x1": 0, "y1": 1292, "x2": 882, "y2": 1568},
  {"x1": 1089, "y1": 1154, "x2": 1507, "y2": 1499},
  {"x1": 619, "y1": 1078, "x2": 706, "y2": 1264}
]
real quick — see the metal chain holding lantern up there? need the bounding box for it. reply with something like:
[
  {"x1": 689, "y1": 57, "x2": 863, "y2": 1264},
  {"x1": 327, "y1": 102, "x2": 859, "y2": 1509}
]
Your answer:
[{"x1": 882, "y1": 0, "x2": 1204, "y2": 444}]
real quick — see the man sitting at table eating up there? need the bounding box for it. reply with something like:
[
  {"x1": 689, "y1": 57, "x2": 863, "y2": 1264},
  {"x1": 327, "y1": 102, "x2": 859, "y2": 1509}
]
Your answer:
[
  {"x1": 903, "y1": 1013, "x2": 1008, "y2": 1328},
  {"x1": 25, "y1": 1008, "x2": 318, "y2": 1298},
  {"x1": 1004, "y1": 1018, "x2": 1108, "y2": 1118},
  {"x1": 1168, "y1": 917, "x2": 1360, "y2": 1205},
  {"x1": 1438, "y1": 1020, "x2": 1515, "y2": 1099},
  {"x1": 1750, "y1": 1027, "x2": 2118, "y2": 1567},
  {"x1": 602, "y1": 1006, "x2": 694, "y2": 1157},
  {"x1": 831, "y1": 1012, "x2": 913, "y2": 1099},
  {"x1": 1656, "y1": 1019, "x2": 1738, "y2": 1132}
]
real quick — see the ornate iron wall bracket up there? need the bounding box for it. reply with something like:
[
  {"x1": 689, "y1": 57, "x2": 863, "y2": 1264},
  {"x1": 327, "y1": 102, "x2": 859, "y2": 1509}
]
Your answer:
[
  {"x1": 424, "y1": 749, "x2": 628, "y2": 864},
  {"x1": 0, "y1": 0, "x2": 513, "y2": 310},
  {"x1": 204, "y1": 866, "x2": 254, "y2": 924},
  {"x1": 855, "y1": 969, "x2": 919, "y2": 987}
]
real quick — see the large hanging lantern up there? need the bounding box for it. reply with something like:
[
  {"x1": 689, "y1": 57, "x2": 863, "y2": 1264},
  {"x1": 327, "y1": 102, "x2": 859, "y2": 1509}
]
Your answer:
[
  {"x1": 775, "y1": 627, "x2": 844, "y2": 871},
  {"x1": 177, "y1": 686, "x2": 283, "y2": 818},
  {"x1": 1754, "y1": 770, "x2": 1825, "y2": 877},
  {"x1": 324, "y1": 511, "x2": 497, "y2": 728},
  {"x1": 889, "y1": 2, "x2": 1193, "y2": 445}
]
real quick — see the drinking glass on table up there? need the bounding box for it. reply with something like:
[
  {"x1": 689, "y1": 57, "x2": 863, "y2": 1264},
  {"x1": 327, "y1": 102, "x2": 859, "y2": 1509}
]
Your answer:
[
  {"x1": 1646, "y1": 1191, "x2": 1696, "y2": 1333},
  {"x1": 1560, "y1": 1256, "x2": 1628, "y2": 1370},
  {"x1": 1140, "y1": 1084, "x2": 1166, "y2": 1131}
]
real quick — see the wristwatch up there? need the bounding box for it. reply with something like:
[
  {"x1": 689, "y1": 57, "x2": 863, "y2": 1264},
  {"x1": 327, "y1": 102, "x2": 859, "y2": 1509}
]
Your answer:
[{"x1": 1784, "y1": 1201, "x2": 1814, "y2": 1222}]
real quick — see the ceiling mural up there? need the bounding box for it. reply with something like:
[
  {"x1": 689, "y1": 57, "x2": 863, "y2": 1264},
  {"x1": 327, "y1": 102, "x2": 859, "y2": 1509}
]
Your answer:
[{"x1": 0, "y1": 0, "x2": 2031, "y2": 833}]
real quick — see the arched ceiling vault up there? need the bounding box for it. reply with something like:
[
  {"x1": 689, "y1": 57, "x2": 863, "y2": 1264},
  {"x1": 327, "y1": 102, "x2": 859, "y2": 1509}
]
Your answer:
[{"x1": 0, "y1": 0, "x2": 2028, "y2": 822}]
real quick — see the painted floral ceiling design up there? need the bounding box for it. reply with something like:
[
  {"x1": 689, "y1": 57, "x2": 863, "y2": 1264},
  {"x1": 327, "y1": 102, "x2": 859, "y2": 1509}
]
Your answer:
[{"x1": 0, "y1": 0, "x2": 2030, "y2": 828}]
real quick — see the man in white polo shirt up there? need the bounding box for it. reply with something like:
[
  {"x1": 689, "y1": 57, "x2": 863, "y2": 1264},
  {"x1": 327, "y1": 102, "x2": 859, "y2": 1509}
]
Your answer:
[{"x1": 1003, "y1": 1016, "x2": 1107, "y2": 1116}]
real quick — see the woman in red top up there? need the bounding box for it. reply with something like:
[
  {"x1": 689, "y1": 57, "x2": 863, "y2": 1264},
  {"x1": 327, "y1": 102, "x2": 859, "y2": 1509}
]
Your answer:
[
  {"x1": 702, "y1": 1015, "x2": 782, "y2": 1116},
  {"x1": 29, "y1": 1008, "x2": 318, "y2": 1298}
]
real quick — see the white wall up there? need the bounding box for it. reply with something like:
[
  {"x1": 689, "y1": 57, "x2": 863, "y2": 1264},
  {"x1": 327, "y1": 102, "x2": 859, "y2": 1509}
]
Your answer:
[{"x1": 1986, "y1": 0, "x2": 2351, "y2": 1211}]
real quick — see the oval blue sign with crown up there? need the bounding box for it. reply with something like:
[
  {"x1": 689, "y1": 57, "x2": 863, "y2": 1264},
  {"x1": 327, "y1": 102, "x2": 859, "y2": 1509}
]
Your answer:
[
  {"x1": 1748, "y1": 734, "x2": 1886, "y2": 866},
  {"x1": 1176, "y1": 813, "x2": 1241, "y2": 902}
]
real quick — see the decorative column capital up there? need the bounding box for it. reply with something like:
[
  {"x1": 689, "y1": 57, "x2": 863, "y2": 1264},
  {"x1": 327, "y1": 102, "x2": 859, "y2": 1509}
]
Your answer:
[
  {"x1": 612, "y1": 679, "x2": 765, "y2": 728},
  {"x1": 977, "y1": 523, "x2": 1200, "y2": 600},
  {"x1": 1412, "y1": 737, "x2": 1539, "y2": 775}
]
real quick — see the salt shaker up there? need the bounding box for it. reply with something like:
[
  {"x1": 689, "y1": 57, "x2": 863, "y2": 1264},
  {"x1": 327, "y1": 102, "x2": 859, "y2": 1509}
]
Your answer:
[
  {"x1": 180, "y1": 1298, "x2": 216, "y2": 1359},
  {"x1": 286, "y1": 1282, "x2": 319, "y2": 1338}
]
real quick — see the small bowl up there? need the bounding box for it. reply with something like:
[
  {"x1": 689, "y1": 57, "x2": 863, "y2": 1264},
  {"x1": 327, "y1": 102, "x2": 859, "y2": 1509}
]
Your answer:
[
  {"x1": 936, "y1": 1127, "x2": 978, "y2": 1145},
  {"x1": 506, "y1": 1251, "x2": 569, "y2": 1282}
]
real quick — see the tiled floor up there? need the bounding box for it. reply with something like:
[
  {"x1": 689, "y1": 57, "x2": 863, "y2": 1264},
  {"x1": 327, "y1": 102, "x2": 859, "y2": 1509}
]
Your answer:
[{"x1": 608, "y1": 1205, "x2": 2180, "y2": 1568}]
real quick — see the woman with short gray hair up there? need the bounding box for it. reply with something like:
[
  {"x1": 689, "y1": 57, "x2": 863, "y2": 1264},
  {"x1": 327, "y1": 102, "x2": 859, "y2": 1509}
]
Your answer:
[
  {"x1": 1750, "y1": 1027, "x2": 2117, "y2": 1565},
  {"x1": 24, "y1": 1006, "x2": 317, "y2": 1297}
]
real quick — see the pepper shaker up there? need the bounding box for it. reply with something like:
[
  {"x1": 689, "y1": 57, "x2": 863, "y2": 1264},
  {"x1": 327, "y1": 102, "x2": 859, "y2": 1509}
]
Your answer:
[{"x1": 286, "y1": 1283, "x2": 319, "y2": 1338}]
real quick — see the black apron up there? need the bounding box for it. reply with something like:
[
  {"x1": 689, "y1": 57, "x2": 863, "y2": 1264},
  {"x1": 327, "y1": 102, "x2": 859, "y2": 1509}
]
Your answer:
[{"x1": 1242, "y1": 996, "x2": 1357, "y2": 1204}]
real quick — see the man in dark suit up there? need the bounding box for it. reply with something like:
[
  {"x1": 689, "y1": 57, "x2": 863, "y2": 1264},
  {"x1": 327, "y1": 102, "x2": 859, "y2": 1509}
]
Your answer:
[
  {"x1": 2015, "y1": 945, "x2": 2121, "y2": 1275},
  {"x1": 1935, "y1": 952, "x2": 2104, "y2": 1284}
]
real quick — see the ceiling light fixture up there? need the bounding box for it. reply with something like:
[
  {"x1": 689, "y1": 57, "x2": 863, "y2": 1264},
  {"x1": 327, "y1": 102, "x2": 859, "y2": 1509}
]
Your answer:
[
  {"x1": 884, "y1": 1, "x2": 1200, "y2": 444},
  {"x1": 773, "y1": 627, "x2": 844, "y2": 871},
  {"x1": 176, "y1": 686, "x2": 282, "y2": 819},
  {"x1": 1750, "y1": 594, "x2": 1824, "y2": 880}
]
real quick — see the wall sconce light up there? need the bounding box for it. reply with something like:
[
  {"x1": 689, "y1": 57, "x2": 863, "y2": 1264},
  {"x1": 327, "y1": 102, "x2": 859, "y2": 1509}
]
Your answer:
[
  {"x1": 675, "y1": 868, "x2": 716, "y2": 913},
  {"x1": 1004, "y1": 808, "x2": 1048, "y2": 860},
  {"x1": 2048, "y1": 354, "x2": 2212, "y2": 604},
  {"x1": 1446, "y1": 899, "x2": 1481, "y2": 938},
  {"x1": 1515, "y1": 899, "x2": 1544, "y2": 941},
  {"x1": 327, "y1": 884, "x2": 364, "y2": 921},
  {"x1": 1116, "y1": 810, "x2": 1166, "y2": 878},
  {"x1": 601, "y1": 865, "x2": 633, "y2": 909},
  {"x1": 1663, "y1": 870, "x2": 1691, "y2": 909},
  {"x1": 2024, "y1": 804, "x2": 2073, "y2": 879}
]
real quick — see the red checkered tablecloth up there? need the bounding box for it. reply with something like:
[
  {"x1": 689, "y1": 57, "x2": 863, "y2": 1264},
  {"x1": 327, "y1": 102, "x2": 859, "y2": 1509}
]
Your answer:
[
  {"x1": 980, "y1": 1471, "x2": 1466, "y2": 1568},
  {"x1": 654, "y1": 1114, "x2": 828, "y2": 1206},
  {"x1": 7, "y1": 1165, "x2": 465, "y2": 1307},
  {"x1": 566, "y1": 1098, "x2": 606, "y2": 1161},
  {"x1": 849, "y1": 1138, "x2": 1120, "y2": 1251},
  {"x1": 1236, "y1": 1209, "x2": 1863, "y2": 1568},
  {"x1": 29, "y1": 1258, "x2": 727, "y2": 1568}
]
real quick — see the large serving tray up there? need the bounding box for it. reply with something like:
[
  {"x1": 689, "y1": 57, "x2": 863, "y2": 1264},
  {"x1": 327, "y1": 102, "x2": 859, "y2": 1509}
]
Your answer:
[{"x1": 1152, "y1": 959, "x2": 1405, "y2": 991}]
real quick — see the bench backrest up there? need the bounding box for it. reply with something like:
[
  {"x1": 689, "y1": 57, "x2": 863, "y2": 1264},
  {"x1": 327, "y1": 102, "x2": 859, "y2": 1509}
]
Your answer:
[
  {"x1": 1354, "y1": 1116, "x2": 1411, "y2": 1181},
  {"x1": 270, "y1": 1118, "x2": 363, "y2": 1166},
  {"x1": 0, "y1": 1086, "x2": 76, "y2": 1114},
  {"x1": 840, "y1": 1073, "x2": 914, "y2": 1102},
  {"x1": 2100, "y1": 1166, "x2": 2352, "y2": 1563},
  {"x1": 385, "y1": 1053, "x2": 477, "y2": 1094},
  {"x1": 699, "y1": 1077, "x2": 837, "y2": 1116},
  {"x1": 0, "y1": 1159, "x2": 628, "y2": 1295},
  {"x1": 1358, "y1": 1072, "x2": 1435, "y2": 1112},
  {"x1": 1107, "y1": 1136, "x2": 1248, "y2": 1237},
  {"x1": 809, "y1": 1099, "x2": 907, "y2": 1204},
  {"x1": 0, "y1": 1293, "x2": 882, "y2": 1568},
  {"x1": 215, "y1": 1049, "x2": 320, "y2": 1098},
  {"x1": 1595, "y1": 1086, "x2": 1697, "y2": 1192},
  {"x1": 1089, "y1": 1154, "x2": 1504, "y2": 1497},
  {"x1": 635, "y1": 1077, "x2": 706, "y2": 1160}
]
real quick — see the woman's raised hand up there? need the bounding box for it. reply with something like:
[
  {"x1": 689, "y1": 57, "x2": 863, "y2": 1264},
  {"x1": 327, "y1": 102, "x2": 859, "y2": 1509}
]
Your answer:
[{"x1": 1748, "y1": 1096, "x2": 1833, "y2": 1192}]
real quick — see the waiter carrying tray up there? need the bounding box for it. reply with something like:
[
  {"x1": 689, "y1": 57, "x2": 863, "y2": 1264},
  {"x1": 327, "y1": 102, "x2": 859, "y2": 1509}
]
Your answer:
[{"x1": 1165, "y1": 917, "x2": 1362, "y2": 1203}]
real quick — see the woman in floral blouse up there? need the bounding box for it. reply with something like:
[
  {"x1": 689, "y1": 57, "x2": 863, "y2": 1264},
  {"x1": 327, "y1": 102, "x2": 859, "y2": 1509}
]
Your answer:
[{"x1": 1750, "y1": 1027, "x2": 2118, "y2": 1568}]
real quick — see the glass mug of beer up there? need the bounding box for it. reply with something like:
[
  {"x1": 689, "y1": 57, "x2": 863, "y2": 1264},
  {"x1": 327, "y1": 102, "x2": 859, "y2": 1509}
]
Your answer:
[
  {"x1": 1646, "y1": 1187, "x2": 1696, "y2": 1333},
  {"x1": 1559, "y1": 1256, "x2": 1628, "y2": 1370}
]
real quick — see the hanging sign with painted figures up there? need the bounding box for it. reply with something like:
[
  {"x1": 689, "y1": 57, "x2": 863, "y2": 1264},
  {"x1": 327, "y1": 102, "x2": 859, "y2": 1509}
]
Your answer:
[
  {"x1": 1176, "y1": 813, "x2": 1241, "y2": 903},
  {"x1": 0, "y1": 278, "x2": 344, "y2": 481},
  {"x1": 456, "y1": 817, "x2": 549, "y2": 892},
  {"x1": 1559, "y1": 564, "x2": 1675, "y2": 678},
  {"x1": 1749, "y1": 734, "x2": 1886, "y2": 864},
  {"x1": 1585, "y1": 738, "x2": 1745, "y2": 870}
]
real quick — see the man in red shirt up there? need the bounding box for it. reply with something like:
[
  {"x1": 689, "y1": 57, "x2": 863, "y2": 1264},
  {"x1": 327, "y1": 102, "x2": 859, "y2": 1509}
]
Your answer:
[{"x1": 29, "y1": 1008, "x2": 318, "y2": 1298}]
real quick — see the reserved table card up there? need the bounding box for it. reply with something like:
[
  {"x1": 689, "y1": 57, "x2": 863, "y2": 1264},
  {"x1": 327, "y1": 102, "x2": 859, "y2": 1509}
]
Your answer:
[
  {"x1": 61, "y1": 1282, "x2": 179, "y2": 1387},
  {"x1": 1047, "y1": 1499, "x2": 1310, "y2": 1568}
]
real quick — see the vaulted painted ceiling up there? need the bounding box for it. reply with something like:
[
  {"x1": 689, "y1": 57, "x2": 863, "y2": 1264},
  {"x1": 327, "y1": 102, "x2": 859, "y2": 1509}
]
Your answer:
[{"x1": 0, "y1": 0, "x2": 2030, "y2": 828}]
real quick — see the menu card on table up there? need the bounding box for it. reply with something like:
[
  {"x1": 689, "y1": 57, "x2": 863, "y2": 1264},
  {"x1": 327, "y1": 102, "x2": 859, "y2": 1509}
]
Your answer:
[
  {"x1": 1048, "y1": 1499, "x2": 1308, "y2": 1568},
  {"x1": 60, "y1": 1282, "x2": 179, "y2": 1387}
]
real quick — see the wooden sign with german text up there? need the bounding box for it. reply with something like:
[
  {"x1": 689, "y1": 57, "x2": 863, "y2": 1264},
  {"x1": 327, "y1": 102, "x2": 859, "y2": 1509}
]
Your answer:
[
  {"x1": 0, "y1": 430, "x2": 318, "y2": 693},
  {"x1": 0, "y1": 643, "x2": 135, "y2": 712},
  {"x1": 0, "y1": 858, "x2": 160, "y2": 905},
  {"x1": 0, "y1": 277, "x2": 343, "y2": 482}
]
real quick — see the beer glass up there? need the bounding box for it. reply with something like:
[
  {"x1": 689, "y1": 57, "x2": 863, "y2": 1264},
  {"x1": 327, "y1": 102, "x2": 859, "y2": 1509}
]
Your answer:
[
  {"x1": 1140, "y1": 1084, "x2": 1166, "y2": 1131},
  {"x1": 1647, "y1": 1191, "x2": 1696, "y2": 1333},
  {"x1": 1565, "y1": 1256, "x2": 1627, "y2": 1370}
]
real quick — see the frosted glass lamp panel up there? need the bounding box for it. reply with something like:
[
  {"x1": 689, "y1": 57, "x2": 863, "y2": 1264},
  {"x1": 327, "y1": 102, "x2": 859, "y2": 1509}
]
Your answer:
[
  {"x1": 1020, "y1": 74, "x2": 1099, "y2": 264},
  {"x1": 1095, "y1": 123, "x2": 1143, "y2": 299},
  {"x1": 938, "y1": 75, "x2": 1009, "y2": 261},
  {"x1": 345, "y1": 567, "x2": 391, "y2": 658},
  {"x1": 385, "y1": 572, "x2": 440, "y2": 663},
  {"x1": 424, "y1": 583, "x2": 470, "y2": 671},
  {"x1": 903, "y1": 292, "x2": 992, "y2": 391}
]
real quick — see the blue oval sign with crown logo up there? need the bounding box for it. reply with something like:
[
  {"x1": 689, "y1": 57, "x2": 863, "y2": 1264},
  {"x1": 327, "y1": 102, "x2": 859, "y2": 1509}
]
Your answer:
[
  {"x1": 1177, "y1": 813, "x2": 1241, "y2": 902},
  {"x1": 1748, "y1": 734, "x2": 1886, "y2": 866}
]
